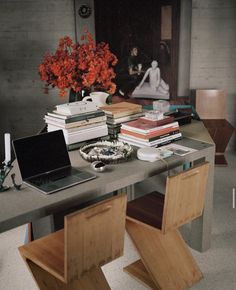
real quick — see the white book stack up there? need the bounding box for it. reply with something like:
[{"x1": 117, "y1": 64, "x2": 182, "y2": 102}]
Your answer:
[{"x1": 44, "y1": 101, "x2": 108, "y2": 147}]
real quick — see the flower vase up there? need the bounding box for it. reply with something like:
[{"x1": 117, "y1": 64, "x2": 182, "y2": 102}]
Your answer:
[{"x1": 69, "y1": 89, "x2": 84, "y2": 103}]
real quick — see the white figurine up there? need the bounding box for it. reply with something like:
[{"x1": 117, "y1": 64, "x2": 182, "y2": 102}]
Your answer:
[{"x1": 132, "y1": 60, "x2": 169, "y2": 99}]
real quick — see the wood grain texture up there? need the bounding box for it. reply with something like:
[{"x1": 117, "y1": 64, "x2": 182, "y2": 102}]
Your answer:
[
  {"x1": 100, "y1": 102, "x2": 142, "y2": 118},
  {"x1": 196, "y1": 89, "x2": 226, "y2": 119},
  {"x1": 126, "y1": 192, "x2": 164, "y2": 230},
  {"x1": 19, "y1": 193, "x2": 127, "y2": 288},
  {"x1": 126, "y1": 163, "x2": 209, "y2": 234},
  {"x1": 162, "y1": 162, "x2": 209, "y2": 233},
  {"x1": 215, "y1": 154, "x2": 228, "y2": 166},
  {"x1": 126, "y1": 220, "x2": 203, "y2": 290},
  {"x1": 65, "y1": 193, "x2": 127, "y2": 282},
  {"x1": 125, "y1": 163, "x2": 209, "y2": 289},
  {"x1": 202, "y1": 119, "x2": 234, "y2": 153},
  {"x1": 26, "y1": 259, "x2": 111, "y2": 290},
  {"x1": 124, "y1": 259, "x2": 159, "y2": 290},
  {"x1": 19, "y1": 230, "x2": 65, "y2": 282}
]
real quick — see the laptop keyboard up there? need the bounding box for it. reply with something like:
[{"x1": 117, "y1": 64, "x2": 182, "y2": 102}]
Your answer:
[
  {"x1": 29, "y1": 168, "x2": 72, "y2": 186},
  {"x1": 28, "y1": 168, "x2": 87, "y2": 186},
  {"x1": 25, "y1": 167, "x2": 96, "y2": 194}
]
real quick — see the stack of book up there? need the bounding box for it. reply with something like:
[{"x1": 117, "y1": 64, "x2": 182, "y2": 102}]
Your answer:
[
  {"x1": 118, "y1": 116, "x2": 182, "y2": 148},
  {"x1": 100, "y1": 102, "x2": 144, "y2": 138},
  {"x1": 44, "y1": 102, "x2": 108, "y2": 148}
]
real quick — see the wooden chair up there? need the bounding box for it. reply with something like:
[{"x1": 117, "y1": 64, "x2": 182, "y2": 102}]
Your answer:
[
  {"x1": 195, "y1": 89, "x2": 234, "y2": 165},
  {"x1": 19, "y1": 193, "x2": 127, "y2": 290},
  {"x1": 124, "y1": 162, "x2": 209, "y2": 290}
]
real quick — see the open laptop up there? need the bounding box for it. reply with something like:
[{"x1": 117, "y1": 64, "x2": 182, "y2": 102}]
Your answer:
[{"x1": 13, "y1": 130, "x2": 96, "y2": 194}]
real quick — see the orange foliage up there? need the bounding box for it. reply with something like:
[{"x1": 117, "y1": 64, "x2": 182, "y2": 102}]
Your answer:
[{"x1": 38, "y1": 32, "x2": 118, "y2": 97}]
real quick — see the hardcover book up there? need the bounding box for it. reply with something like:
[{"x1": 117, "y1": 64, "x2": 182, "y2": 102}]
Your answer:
[
  {"x1": 121, "y1": 120, "x2": 179, "y2": 134},
  {"x1": 44, "y1": 115, "x2": 107, "y2": 129},
  {"x1": 100, "y1": 102, "x2": 142, "y2": 118},
  {"x1": 106, "y1": 111, "x2": 145, "y2": 124},
  {"x1": 51, "y1": 124, "x2": 108, "y2": 145},
  {"x1": 47, "y1": 121, "x2": 107, "y2": 134},
  {"x1": 46, "y1": 110, "x2": 105, "y2": 123},
  {"x1": 120, "y1": 128, "x2": 180, "y2": 141},
  {"x1": 118, "y1": 132, "x2": 182, "y2": 147},
  {"x1": 56, "y1": 101, "x2": 97, "y2": 115},
  {"x1": 139, "y1": 115, "x2": 174, "y2": 126}
]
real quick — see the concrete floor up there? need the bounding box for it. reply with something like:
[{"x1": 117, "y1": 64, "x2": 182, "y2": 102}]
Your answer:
[{"x1": 0, "y1": 152, "x2": 236, "y2": 290}]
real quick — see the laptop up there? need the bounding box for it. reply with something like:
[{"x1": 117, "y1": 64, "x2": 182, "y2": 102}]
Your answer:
[{"x1": 13, "y1": 130, "x2": 96, "y2": 194}]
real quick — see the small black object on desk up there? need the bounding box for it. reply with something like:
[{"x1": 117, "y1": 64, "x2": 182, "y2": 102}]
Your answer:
[
  {"x1": 91, "y1": 161, "x2": 106, "y2": 172},
  {"x1": 165, "y1": 109, "x2": 192, "y2": 126},
  {"x1": 0, "y1": 162, "x2": 13, "y2": 192},
  {"x1": 11, "y1": 173, "x2": 22, "y2": 190}
]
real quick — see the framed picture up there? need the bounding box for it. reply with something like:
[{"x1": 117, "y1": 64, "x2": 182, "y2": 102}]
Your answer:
[{"x1": 94, "y1": 0, "x2": 180, "y2": 99}]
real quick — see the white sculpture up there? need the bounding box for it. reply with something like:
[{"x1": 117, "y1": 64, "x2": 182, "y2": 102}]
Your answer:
[{"x1": 132, "y1": 60, "x2": 170, "y2": 99}]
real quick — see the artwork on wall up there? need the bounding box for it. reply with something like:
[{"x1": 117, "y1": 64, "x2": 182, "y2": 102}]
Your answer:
[{"x1": 94, "y1": 0, "x2": 180, "y2": 99}]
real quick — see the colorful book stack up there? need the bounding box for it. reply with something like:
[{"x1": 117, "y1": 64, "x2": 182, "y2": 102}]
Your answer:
[
  {"x1": 118, "y1": 116, "x2": 182, "y2": 148},
  {"x1": 44, "y1": 102, "x2": 108, "y2": 148},
  {"x1": 100, "y1": 102, "x2": 144, "y2": 138}
]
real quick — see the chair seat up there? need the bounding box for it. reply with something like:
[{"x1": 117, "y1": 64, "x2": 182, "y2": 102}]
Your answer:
[
  {"x1": 19, "y1": 229, "x2": 65, "y2": 282},
  {"x1": 127, "y1": 191, "x2": 164, "y2": 229}
]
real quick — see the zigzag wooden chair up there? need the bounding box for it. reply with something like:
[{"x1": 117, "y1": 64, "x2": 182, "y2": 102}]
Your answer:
[
  {"x1": 124, "y1": 162, "x2": 209, "y2": 290},
  {"x1": 19, "y1": 193, "x2": 127, "y2": 290}
]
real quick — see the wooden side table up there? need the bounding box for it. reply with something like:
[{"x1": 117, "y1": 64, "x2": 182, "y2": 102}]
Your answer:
[{"x1": 202, "y1": 119, "x2": 234, "y2": 166}]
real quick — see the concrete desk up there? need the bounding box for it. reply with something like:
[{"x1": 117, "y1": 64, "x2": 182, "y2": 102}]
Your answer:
[{"x1": 0, "y1": 124, "x2": 215, "y2": 252}]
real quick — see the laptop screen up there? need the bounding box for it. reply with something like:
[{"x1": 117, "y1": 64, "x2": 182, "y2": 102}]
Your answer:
[{"x1": 13, "y1": 130, "x2": 71, "y2": 180}]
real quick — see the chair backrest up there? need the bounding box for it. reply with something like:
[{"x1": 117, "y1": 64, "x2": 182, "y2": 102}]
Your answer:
[
  {"x1": 196, "y1": 89, "x2": 225, "y2": 119},
  {"x1": 161, "y1": 162, "x2": 209, "y2": 234},
  {"x1": 64, "y1": 193, "x2": 127, "y2": 283}
]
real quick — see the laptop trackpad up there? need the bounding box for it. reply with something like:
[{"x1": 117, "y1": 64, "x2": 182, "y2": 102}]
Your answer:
[{"x1": 52, "y1": 172, "x2": 95, "y2": 187}]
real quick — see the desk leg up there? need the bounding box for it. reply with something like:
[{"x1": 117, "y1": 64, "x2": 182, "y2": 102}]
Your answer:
[
  {"x1": 31, "y1": 215, "x2": 55, "y2": 240},
  {"x1": 190, "y1": 146, "x2": 215, "y2": 252},
  {"x1": 118, "y1": 185, "x2": 135, "y2": 202}
]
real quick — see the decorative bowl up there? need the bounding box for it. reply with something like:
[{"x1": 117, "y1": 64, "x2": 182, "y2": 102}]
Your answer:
[{"x1": 79, "y1": 140, "x2": 133, "y2": 163}]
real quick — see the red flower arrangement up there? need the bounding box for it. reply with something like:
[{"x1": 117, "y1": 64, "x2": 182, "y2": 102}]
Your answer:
[{"x1": 38, "y1": 32, "x2": 118, "y2": 97}]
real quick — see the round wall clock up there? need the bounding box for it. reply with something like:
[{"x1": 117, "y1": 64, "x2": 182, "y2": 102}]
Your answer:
[{"x1": 78, "y1": 4, "x2": 92, "y2": 18}]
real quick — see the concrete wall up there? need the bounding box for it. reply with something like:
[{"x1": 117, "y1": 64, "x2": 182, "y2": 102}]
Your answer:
[
  {"x1": 1, "y1": 0, "x2": 236, "y2": 161},
  {"x1": 0, "y1": 0, "x2": 76, "y2": 161},
  {"x1": 190, "y1": 0, "x2": 236, "y2": 148},
  {"x1": 74, "y1": 0, "x2": 96, "y2": 41},
  {"x1": 178, "y1": 0, "x2": 192, "y2": 97}
]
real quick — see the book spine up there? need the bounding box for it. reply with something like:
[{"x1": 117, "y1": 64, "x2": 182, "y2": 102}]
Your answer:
[
  {"x1": 44, "y1": 115, "x2": 65, "y2": 124},
  {"x1": 118, "y1": 137, "x2": 147, "y2": 148},
  {"x1": 139, "y1": 116, "x2": 174, "y2": 126},
  {"x1": 155, "y1": 136, "x2": 182, "y2": 148},
  {"x1": 124, "y1": 130, "x2": 180, "y2": 143},
  {"x1": 63, "y1": 126, "x2": 108, "y2": 145},
  {"x1": 106, "y1": 113, "x2": 144, "y2": 124},
  {"x1": 148, "y1": 130, "x2": 179, "y2": 142},
  {"x1": 47, "y1": 112, "x2": 67, "y2": 120},
  {"x1": 118, "y1": 132, "x2": 182, "y2": 147},
  {"x1": 118, "y1": 136, "x2": 181, "y2": 148},
  {"x1": 47, "y1": 121, "x2": 107, "y2": 134},
  {"x1": 104, "y1": 108, "x2": 142, "y2": 118},
  {"x1": 45, "y1": 115, "x2": 107, "y2": 129},
  {"x1": 48, "y1": 110, "x2": 104, "y2": 120},
  {"x1": 46, "y1": 110, "x2": 105, "y2": 123},
  {"x1": 121, "y1": 121, "x2": 179, "y2": 134},
  {"x1": 150, "y1": 133, "x2": 182, "y2": 146},
  {"x1": 64, "y1": 110, "x2": 105, "y2": 123},
  {"x1": 64, "y1": 124, "x2": 108, "y2": 136},
  {"x1": 120, "y1": 127, "x2": 179, "y2": 140}
]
